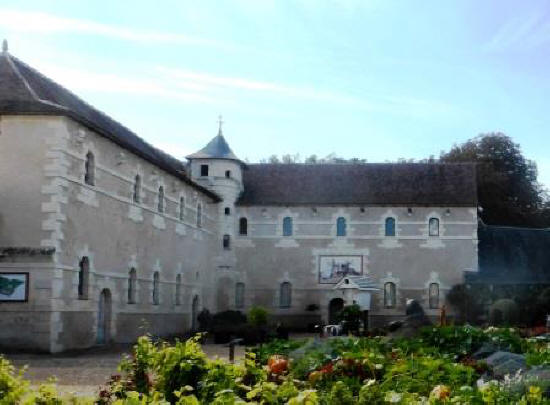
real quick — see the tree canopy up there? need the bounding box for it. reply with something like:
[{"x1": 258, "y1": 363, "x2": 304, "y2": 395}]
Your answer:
[{"x1": 440, "y1": 133, "x2": 549, "y2": 227}]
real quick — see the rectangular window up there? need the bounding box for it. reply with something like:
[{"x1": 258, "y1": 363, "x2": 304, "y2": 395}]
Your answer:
[
  {"x1": 283, "y1": 217, "x2": 293, "y2": 236},
  {"x1": 200, "y1": 165, "x2": 209, "y2": 176}
]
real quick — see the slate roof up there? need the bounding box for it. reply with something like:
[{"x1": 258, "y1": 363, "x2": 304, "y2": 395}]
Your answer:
[
  {"x1": 238, "y1": 163, "x2": 477, "y2": 206},
  {"x1": 0, "y1": 47, "x2": 220, "y2": 202},
  {"x1": 467, "y1": 224, "x2": 550, "y2": 284},
  {"x1": 334, "y1": 275, "x2": 380, "y2": 291},
  {"x1": 187, "y1": 132, "x2": 240, "y2": 161}
]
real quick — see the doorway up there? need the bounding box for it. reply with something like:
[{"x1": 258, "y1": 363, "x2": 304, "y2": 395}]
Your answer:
[
  {"x1": 97, "y1": 288, "x2": 112, "y2": 344},
  {"x1": 191, "y1": 295, "x2": 199, "y2": 331},
  {"x1": 328, "y1": 298, "x2": 344, "y2": 325}
]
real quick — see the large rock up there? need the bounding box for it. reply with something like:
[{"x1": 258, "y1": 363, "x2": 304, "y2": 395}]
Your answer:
[{"x1": 485, "y1": 351, "x2": 526, "y2": 378}]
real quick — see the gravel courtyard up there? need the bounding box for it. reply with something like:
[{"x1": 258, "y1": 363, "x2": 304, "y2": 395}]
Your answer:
[{"x1": 5, "y1": 343, "x2": 246, "y2": 398}]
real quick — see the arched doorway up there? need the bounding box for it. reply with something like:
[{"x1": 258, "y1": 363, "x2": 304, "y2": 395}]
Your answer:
[
  {"x1": 328, "y1": 298, "x2": 344, "y2": 325},
  {"x1": 97, "y1": 288, "x2": 112, "y2": 344},
  {"x1": 191, "y1": 295, "x2": 199, "y2": 331}
]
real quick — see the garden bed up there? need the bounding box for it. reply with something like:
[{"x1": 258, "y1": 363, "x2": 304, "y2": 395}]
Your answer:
[{"x1": 1, "y1": 326, "x2": 549, "y2": 404}]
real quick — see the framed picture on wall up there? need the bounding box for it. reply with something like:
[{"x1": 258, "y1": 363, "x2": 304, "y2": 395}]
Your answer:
[
  {"x1": 0, "y1": 272, "x2": 29, "y2": 302},
  {"x1": 319, "y1": 255, "x2": 362, "y2": 284}
]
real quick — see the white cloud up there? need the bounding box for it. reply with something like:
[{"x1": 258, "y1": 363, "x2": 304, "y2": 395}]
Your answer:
[
  {"x1": 484, "y1": 13, "x2": 550, "y2": 52},
  {"x1": 0, "y1": 9, "x2": 219, "y2": 47},
  {"x1": 28, "y1": 62, "x2": 216, "y2": 103}
]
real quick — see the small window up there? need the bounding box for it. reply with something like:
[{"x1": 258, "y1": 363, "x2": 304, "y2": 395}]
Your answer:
[
  {"x1": 384, "y1": 282, "x2": 396, "y2": 308},
  {"x1": 158, "y1": 186, "x2": 165, "y2": 213},
  {"x1": 78, "y1": 256, "x2": 90, "y2": 299},
  {"x1": 224, "y1": 207, "x2": 231, "y2": 215},
  {"x1": 225, "y1": 170, "x2": 231, "y2": 178},
  {"x1": 197, "y1": 203, "x2": 202, "y2": 228},
  {"x1": 84, "y1": 151, "x2": 95, "y2": 186},
  {"x1": 128, "y1": 268, "x2": 137, "y2": 304},
  {"x1": 133, "y1": 175, "x2": 141, "y2": 203},
  {"x1": 175, "y1": 274, "x2": 182, "y2": 306},
  {"x1": 235, "y1": 282, "x2": 245, "y2": 309},
  {"x1": 179, "y1": 197, "x2": 185, "y2": 221},
  {"x1": 336, "y1": 217, "x2": 346, "y2": 236},
  {"x1": 223, "y1": 234, "x2": 230, "y2": 250},
  {"x1": 385, "y1": 217, "x2": 396, "y2": 237},
  {"x1": 152, "y1": 272, "x2": 160, "y2": 305},
  {"x1": 200, "y1": 164, "x2": 209, "y2": 176},
  {"x1": 429, "y1": 218, "x2": 440, "y2": 236},
  {"x1": 283, "y1": 217, "x2": 293, "y2": 236},
  {"x1": 429, "y1": 283, "x2": 439, "y2": 309},
  {"x1": 280, "y1": 282, "x2": 292, "y2": 308},
  {"x1": 239, "y1": 217, "x2": 248, "y2": 235}
]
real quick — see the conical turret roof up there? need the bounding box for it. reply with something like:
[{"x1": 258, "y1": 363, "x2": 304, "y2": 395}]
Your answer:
[{"x1": 187, "y1": 127, "x2": 240, "y2": 161}]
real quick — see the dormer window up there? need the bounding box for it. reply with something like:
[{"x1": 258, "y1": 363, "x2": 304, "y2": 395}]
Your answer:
[
  {"x1": 225, "y1": 170, "x2": 231, "y2": 178},
  {"x1": 200, "y1": 165, "x2": 209, "y2": 176}
]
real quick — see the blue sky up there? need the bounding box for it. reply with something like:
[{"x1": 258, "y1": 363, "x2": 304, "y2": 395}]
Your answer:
[{"x1": 1, "y1": 0, "x2": 549, "y2": 189}]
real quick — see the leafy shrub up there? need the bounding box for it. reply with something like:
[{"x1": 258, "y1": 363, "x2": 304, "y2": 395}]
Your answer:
[
  {"x1": 210, "y1": 311, "x2": 247, "y2": 344},
  {"x1": 248, "y1": 306, "x2": 268, "y2": 328},
  {"x1": 338, "y1": 304, "x2": 362, "y2": 334}
]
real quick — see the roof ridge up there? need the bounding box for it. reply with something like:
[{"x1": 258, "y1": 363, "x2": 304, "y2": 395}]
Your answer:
[
  {"x1": 4, "y1": 53, "x2": 68, "y2": 111},
  {"x1": 9, "y1": 54, "x2": 188, "y2": 170}
]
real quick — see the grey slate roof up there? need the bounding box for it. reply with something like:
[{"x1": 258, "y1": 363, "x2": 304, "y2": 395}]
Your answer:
[
  {"x1": 0, "y1": 48, "x2": 220, "y2": 202},
  {"x1": 187, "y1": 132, "x2": 240, "y2": 161},
  {"x1": 237, "y1": 163, "x2": 477, "y2": 206}
]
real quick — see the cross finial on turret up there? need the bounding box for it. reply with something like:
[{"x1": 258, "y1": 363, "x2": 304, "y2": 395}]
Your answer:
[
  {"x1": 2, "y1": 39, "x2": 7, "y2": 53},
  {"x1": 217, "y1": 114, "x2": 224, "y2": 135}
]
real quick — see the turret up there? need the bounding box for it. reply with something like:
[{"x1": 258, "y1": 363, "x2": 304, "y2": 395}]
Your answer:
[{"x1": 186, "y1": 116, "x2": 243, "y2": 202}]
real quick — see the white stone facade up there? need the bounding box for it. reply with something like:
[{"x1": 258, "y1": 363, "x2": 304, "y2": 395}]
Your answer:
[{"x1": 0, "y1": 116, "x2": 478, "y2": 352}]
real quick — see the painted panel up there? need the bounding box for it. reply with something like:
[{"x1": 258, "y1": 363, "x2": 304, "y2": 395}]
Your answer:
[{"x1": 319, "y1": 255, "x2": 362, "y2": 284}]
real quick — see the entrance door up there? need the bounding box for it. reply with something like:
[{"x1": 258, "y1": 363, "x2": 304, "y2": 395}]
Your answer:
[
  {"x1": 328, "y1": 298, "x2": 344, "y2": 325},
  {"x1": 97, "y1": 288, "x2": 112, "y2": 344},
  {"x1": 191, "y1": 295, "x2": 199, "y2": 331}
]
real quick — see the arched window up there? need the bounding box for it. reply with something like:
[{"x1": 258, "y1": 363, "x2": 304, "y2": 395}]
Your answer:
[
  {"x1": 84, "y1": 151, "x2": 95, "y2": 186},
  {"x1": 179, "y1": 197, "x2": 185, "y2": 221},
  {"x1": 282, "y1": 217, "x2": 293, "y2": 236},
  {"x1": 384, "y1": 282, "x2": 396, "y2": 308},
  {"x1": 157, "y1": 186, "x2": 164, "y2": 213},
  {"x1": 225, "y1": 170, "x2": 231, "y2": 178},
  {"x1": 224, "y1": 207, "x2": 231, "y2": 215},
  {"x1": 239, "y1": 217, "x2": 248, "y2": 235},
  {"x1": 78, "y1": 256, "x2": 90, "y2": 299},
  {"x1": 429, "y1": 283, "x2": 439, "y2": 309},
  {"x1": 133, "y1": 174, "x2": 141, "y2": 203},
  {"x1": 280, "y1": 282, "x2": 292, "y2": 308},
  {"x1": 385, "y1": 217, "x2": 396, "y2": 237},
  {"x1": 223, "y1": 234, "x2": 230, "y2": 250},
  {"x1": 429, "y1": 218, "x2": 440, "y2": 236},
  {"x1": 336, "y1": 217, "x2": 346, "y2": 236},
  {"x1": 235, "y1": 282, "x2": 245, "y2": 309},
  {"x1": 128, "y1": 268, "x2": 137, "y2": 304},
  {"x1": 197, "y1": 203, "x2": 202, "y2": 228},
  {"x1": 175, "y1": 274, "x2": 182, "y2": 306},
  {"x1": 152, "y1": 272, "x2": 160, "y2": 305}
]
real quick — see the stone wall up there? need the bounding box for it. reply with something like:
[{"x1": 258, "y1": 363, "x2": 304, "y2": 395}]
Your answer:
[
  {"x1": 231, "y1": 205, "x2": 478, "y2": 327},
  {"x1": 0, "y1": 115, "x2": 221, "y2": 352}
]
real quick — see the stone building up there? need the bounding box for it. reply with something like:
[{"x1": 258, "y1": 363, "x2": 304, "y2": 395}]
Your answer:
[{"x1": 0, "y1": 43, "x2": 479, "y2": 352}]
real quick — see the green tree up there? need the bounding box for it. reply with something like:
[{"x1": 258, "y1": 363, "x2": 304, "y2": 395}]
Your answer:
[{"x1": 440, "y1": 133, "x2": 549, "y2": 227}]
